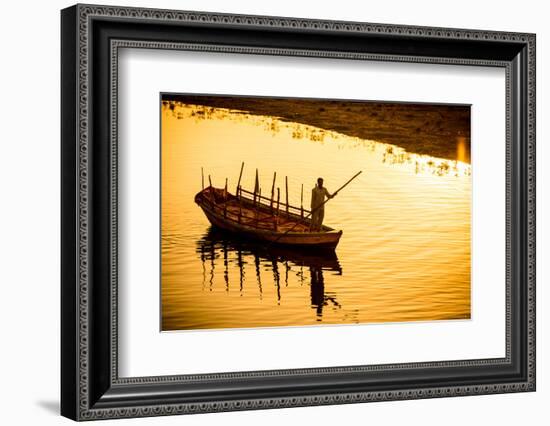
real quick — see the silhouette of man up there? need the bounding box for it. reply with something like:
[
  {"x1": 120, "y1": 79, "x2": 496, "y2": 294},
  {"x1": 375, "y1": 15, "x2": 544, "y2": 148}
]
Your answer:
[{"x1": 311, "y1": 177, "x2": 333, "y2": 231}]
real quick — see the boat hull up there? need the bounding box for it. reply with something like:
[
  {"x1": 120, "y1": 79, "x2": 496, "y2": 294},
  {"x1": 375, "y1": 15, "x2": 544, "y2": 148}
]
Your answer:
[
  {"x1": 199, "y1": 227, "x2": 343, "y2": 271},
  {"x1": 195, "y1": 188, "x2": 342, "y2": 249}
]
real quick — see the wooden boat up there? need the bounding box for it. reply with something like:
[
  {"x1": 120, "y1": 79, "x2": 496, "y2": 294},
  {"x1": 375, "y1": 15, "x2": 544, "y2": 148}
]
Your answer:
[{"x1": 194, "y1": 186, "x2": 342, "y2": 249}]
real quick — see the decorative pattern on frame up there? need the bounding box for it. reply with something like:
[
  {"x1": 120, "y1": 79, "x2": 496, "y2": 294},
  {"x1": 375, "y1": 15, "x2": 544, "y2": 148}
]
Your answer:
[{"x1": 72, "y1": 4, "x2": 535, "y2": 420}]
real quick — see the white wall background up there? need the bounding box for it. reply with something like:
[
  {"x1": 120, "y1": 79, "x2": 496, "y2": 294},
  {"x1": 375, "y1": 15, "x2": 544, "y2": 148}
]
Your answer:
[{"x1": 0, "y1": 0, "x2": 546, "y2": 424}]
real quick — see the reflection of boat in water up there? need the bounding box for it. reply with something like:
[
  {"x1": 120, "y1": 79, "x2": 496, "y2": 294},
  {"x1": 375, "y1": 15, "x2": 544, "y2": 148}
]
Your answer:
[
  {"x1": 198, "y1": 227, "x2": 342, "y2": 271},
  {"x1": 196, "y1": 227, "x2": 343, "y2": 320},
  {"x1": 194, "y1": 186, "x2": 342, "y2": 249}
]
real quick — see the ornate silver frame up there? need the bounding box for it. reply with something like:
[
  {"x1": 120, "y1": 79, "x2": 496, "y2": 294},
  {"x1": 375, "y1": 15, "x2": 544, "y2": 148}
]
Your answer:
[{"x1": 61, "y1": 4, "x2": 535, "y2": 421}]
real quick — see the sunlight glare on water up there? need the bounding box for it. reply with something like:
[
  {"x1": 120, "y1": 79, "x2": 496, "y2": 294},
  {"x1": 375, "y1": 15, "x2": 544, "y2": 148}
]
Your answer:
[{"x1": 161, "y1": 102, "x2": 471, "y2": 331}]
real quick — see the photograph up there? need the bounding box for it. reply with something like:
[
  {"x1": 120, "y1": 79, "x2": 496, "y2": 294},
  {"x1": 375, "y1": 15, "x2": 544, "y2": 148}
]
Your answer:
[{"x1": 161, "y1": 94, "x2": 472, "y2": 331}]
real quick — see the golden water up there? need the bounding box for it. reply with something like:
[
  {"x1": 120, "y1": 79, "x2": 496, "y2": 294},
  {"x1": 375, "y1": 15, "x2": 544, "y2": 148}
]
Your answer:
[{"x1": 161, "y1": 102, "x2": 471, "y2": 331}]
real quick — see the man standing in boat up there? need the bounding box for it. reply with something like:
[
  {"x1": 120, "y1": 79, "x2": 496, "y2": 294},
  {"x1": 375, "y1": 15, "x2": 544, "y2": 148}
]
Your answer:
[{"x1": 311, "y1": 177, "x2": 334, "y2": 231}]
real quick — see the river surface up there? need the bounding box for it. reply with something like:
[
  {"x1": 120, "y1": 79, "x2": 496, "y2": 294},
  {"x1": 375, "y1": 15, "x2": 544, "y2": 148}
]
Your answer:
[{"x1": 161, "y1": 102, "x2": 471, "y2": 331}]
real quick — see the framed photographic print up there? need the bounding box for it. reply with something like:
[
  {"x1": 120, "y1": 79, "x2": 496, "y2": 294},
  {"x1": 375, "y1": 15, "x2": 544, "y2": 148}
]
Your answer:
[{"x1": 61, "y1": 4, "x2": 536, "y2": 421}]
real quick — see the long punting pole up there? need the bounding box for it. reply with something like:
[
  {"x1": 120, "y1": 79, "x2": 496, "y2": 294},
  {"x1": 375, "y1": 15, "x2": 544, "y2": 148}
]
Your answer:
[
  {"x1": 267, "y1": 171, "x2": 362, "y2": 246},
  {"x1": 201, "y1": 167, "x2": 204, "y2": 190},
  {"x1": 236, "y1": 162, "x2": 244, "y2": 197},
  {"x1": 285, "y1": 176, "x2": 289, "y2": 213},
  {"x1": 208, "y1": 175, "x2": 212, "y2": 188}
]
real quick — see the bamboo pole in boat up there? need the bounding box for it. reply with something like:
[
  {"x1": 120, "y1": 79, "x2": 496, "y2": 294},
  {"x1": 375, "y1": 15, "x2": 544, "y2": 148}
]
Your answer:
[
  {"x1": 285, "y1": 176, "x2": 289, "y2": 213},
  {"x1": 207, "y1": 175, "x2": 213, "y2": 204},
  {"x1": 301, "y1": 183, "x2": 304, "y2": 218},
  {"x1": 236, "y1": 162, "x2": 244, "y2": 197},
  {"x1": 201, "y1": 167, "x2": 204, "y2": 190},
  {"x1": 273, "y1": 186, "x2": 279, "y2": 231},
  {"x1": 238, "y1": 185, "x2": 242, "y2": 223},
  {"x1": 256, "y1": 187, "x2": 261, "y2": 226},
  {"x1": 253, "y1": 168, "x2": 259, "y2": 205},
  {"x1": 270, "y1": 172, "x2": 276, "y2": 211},
  {"x1": 224, "y1": 178, "x2": 228, "y2": 218}
]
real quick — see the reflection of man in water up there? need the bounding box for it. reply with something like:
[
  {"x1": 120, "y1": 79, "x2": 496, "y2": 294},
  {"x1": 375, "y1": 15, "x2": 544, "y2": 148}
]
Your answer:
[
  {"x1": 311, "y1": 177, "x2": 334, "y2": 231},
  {"x1": 310, "y1": 266, "x2": 325, "y2": 319},
  {"x1": 310, "y1": 265, "x2": 342, "y2": 320}
]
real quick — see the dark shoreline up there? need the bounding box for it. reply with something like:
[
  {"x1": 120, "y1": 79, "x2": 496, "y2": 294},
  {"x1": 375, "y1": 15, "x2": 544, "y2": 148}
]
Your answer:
[{"x1": 163, "y1": 94, "x2": 471, "y2": 163}]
